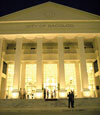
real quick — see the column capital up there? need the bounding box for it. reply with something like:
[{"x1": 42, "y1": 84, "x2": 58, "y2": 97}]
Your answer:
[
  {"x1": 36, "y1": 35, "x2": 44, "y2": 39},
  {"x1": 95, "y1": 36, "x2": 100, "y2": 39},
  {"x1": 77, "y1": 37, "x2": 85, "y2": 41},
  {"x1": 0, "y1": 37, "x2": 4, "y2": 40},
  {"x1": 77, "y1": 36, "x2": 84, "y2": 38},
  {"x1": 57, "y1": 37, "x2": 64, "y2": 46},
  {"x1": 57, "y1": 36, "x2": 64, "y2": 39},
  {"x1": 0, "y1": 39, "x2": 3, "y2": 44},
  {"x1": 15, "y1": 38, "x2": 23, "y2": 41}
]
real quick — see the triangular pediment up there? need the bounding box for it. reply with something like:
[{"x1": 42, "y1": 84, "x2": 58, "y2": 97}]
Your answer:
[{"x1": 0, "y1": 1, "x2": 100, "y2": 21}]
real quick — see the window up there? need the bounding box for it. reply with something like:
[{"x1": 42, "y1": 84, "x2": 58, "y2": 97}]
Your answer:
[
  {"x1": 6, "y1": 64, "x2": 14, "y2": 98},
  {"x1": 65, "y1": 64, "x2": 77, "y2": 95},
  {"x1": 87, "y1": 63, "x2": 95, "y2": 91},
  {"x1": 93, "y1": 60, "x2": 99, "y2": 73},
  {"x1": 2, "y1": 61, "x2": 7, "y2": 74},
  {"x1": 25, "y1": 64, "x2": 36, "y2": 96}
]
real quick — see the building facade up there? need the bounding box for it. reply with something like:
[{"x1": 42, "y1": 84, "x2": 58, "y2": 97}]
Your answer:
[{"x1": 0, "y1": 2, "x2": 100, "y2": 99}]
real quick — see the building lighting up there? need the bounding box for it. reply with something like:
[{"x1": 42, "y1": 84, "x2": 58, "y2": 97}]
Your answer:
[
  {"x1": 36, "y1": 92, "x2": 43, "y2": 99},
  {"x1": 59, "y1": 91, "x2": 67, "y2": 98},
  {"x1": 83, "y1": 90, "x2": 90, "y2": 97},
  {"x1": 12, "y1": 92, "x2": 19, "y2": 99},
  {"x1": 88, "y1": 85, "x2": 92, "y2": 90},
  {"x1": 10, "y1": 87, "x2": 13, "y2": 91}
]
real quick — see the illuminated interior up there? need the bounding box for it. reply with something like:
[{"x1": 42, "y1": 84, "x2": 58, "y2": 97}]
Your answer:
[
  {"x1": 6, "y1": 62, "x2": 95, "y2": 99},
  {"x1": 25, "y1": 64, "x2": 36, "y2": 99},
  {"x1": 44, "y1": 64, "x2": 58, "y2": 98},
  {"x1": 65, "y1": 64, "x2": 77, "y2": 96},
  {"x1": 6, "y1": 64, "x2": 14, "y2": 98},
  {"x1": 87, "y1": 63, "x2": 95, "y2": 97}
]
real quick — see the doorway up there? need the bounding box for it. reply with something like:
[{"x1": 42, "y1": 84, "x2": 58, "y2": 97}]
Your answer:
[
  {"x1": 25, "y1": 64, "x2": 36, "y2": 99},
  {"x1": 44, "y1": 64, "x2": 58, "y2": 99}
]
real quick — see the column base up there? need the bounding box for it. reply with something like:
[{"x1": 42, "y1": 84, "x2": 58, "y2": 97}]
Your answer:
[
  {"x1": 12, "y1": 89, "x2": 19, "y2": 99},
  {"x1": 83, "y1": 88, "x2": 90, "y2": 97},
  {"x1": 59, "y1": 89, "x2": 67, "y2": 98},
  {"x1": 77, "y1": 91, "x2": 83, "y2": 98},
  {"x1": 35, "y1": 89, "x2": 43, "y2": 99}
]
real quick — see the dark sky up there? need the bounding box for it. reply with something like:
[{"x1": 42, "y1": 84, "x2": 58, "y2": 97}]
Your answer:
[{"x1": 0, "y1": 0, "x2": 100, "y2": 17}]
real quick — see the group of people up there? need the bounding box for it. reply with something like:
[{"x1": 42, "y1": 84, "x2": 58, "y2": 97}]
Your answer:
[
  {"x1": 19, "y1": 88, "x2": 26, "y2": 99},
  {"x1": 10, "y1": 88, "x2": 75, "y2": 108},
  {"x1": 19, "y1": 88, "x2": 34, "y2": 99},
  {"x1": 67, "y1": 91, "x2": 74, "y2": 108},
  {"x1": 19, "y1": 88, "x2": 74, "y2": 108},
  {"x1": 44, "y1": 88, "x2": 56, "y2": 99}
]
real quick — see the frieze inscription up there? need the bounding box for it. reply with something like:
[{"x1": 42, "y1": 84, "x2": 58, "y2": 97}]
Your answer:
[
  {"x1": 26, "y1": 23, "x2": 74, "y2": 28},
  {"x1": 0, "y1": 21, "x2": 100, "y2": 34}
]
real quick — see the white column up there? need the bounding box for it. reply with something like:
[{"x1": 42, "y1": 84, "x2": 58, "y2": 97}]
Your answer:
[
  {"x1": 13, "y1": 38, "x2": 22, "y2": 98},
  {"x1": 20, "y1": 63, "x2": 26, "y2": 89},
  {"x1": 36, "y1": 37, "x2": 43, "y2": 99},
  {"x1": 96, "y1": 37, "x2": 100, "y2": 75},
  {"x1": 96, "y1": 37, "x2": 100, "y2": 97},
  {"x1": 58, "y1": 37, "x2": 66, "y2": 98},
  {"x1": 0, "y1": 38, "x2": 3, "y2": 98},
  {"x1": 77, "y1": 37, "x2": 89, "y2": 96},
  {"x1": 75, "y1": 62, "x2": 82, "y2": 98}
]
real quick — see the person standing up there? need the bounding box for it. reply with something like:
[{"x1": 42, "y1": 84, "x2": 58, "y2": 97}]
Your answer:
[
  {"x1": 67, "y1": 92, "x2": 71, "y2": 108},
  {"x1": 51, "y1": 91, "x2": 53, "y2": 99},
  {"x1": 47, "y1": 90, "x2": 49, "y2": 99},
  {"x1": 19, "y1": 88, "x2": 22, "y2": 99},
  {"x1": 44, "y1": 88, "x2": 46, "y2": 99},
  {"x1": 31, "y1": 90, "x2": 34, "y2": 99},
  {"x1": 54, "y1": 89, "x2": 56, "y2": 98},
  {"x1": 70, "y1": 91, "x2": 74, "y2": 108},
  {"x1": 23, "y1": 88, "x2": 26, "y2": 99}
]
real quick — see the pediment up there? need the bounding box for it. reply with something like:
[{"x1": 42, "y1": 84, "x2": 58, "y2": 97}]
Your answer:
[{"x1": 0, "y1": 1, "x2": 100, "y2": 21}]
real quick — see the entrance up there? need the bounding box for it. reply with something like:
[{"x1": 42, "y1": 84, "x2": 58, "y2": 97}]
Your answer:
[
  {"x1": 64, "y1": 64, "x2": 77, "y2": 96},
  {"x1": 44, "y1": 64, "x2": 58, "y2": 99},
  {"x1": 25, "y1": 64, "x2": 36, "y2": 99}
]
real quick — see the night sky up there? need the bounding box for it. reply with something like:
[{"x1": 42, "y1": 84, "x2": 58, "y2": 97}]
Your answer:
[{"x1": 0, "y1": 0, "x2": 100, "y2": 17}]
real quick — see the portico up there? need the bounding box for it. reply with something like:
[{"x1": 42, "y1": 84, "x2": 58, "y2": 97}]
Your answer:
[{"x1": 0, "y1": 2, "x2": 100, "y2": 99}]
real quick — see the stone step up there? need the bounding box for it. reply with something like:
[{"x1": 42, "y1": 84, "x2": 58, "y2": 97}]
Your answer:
[{"x1": 0, "y1": 98, "x2": 100, "y2": 108}]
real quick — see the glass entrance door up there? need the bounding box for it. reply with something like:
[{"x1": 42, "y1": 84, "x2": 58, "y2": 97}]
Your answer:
[
  {"x1": 25, "y1": 64, "x2": 36, "y2": 99},
  {"x1": 65, "y1": 64, "x2": 77, "y2": 96},
  {"x1": 44, "y1": 64, "x2": 58, "y2": 99}
]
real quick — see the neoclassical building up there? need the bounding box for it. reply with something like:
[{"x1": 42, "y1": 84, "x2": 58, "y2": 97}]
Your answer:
[{"x1": 0, "y1": 2, "x2": 100, "y2": 99}]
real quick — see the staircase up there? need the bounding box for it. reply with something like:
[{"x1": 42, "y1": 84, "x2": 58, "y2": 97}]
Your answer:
[{"x1": 0, "y1": 98, "x2": 100, "y2": 108}]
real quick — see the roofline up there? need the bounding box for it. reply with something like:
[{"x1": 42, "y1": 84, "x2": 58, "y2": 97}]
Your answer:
[{"x1": 0, "y1": 20, "x2": 100, "y2": 23}]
